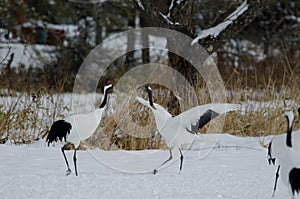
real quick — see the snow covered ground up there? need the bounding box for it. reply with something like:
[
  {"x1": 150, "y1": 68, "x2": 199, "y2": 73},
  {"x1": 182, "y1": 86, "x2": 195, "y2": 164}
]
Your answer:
[{"x1": 0, "y1": 134, "x2": 290, "y2": 199}]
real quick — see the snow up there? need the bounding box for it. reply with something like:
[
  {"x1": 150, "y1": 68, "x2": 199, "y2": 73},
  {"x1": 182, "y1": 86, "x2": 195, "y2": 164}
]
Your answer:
[
  {"x1": 0, "y1": 43, "x2": 58, "y2": 68},
  {"x1": 224, "y1": 0, "x2": 249, "y2": 21},
  {"x1": 135, "y1": 0, "x2": 145, "y2": 11},
  {"x1": 46, "y1": 24, "x2": 79, "y2": 39},
  {"x1": 167, "y1": 0, "x2": 175, "y2": 18},
  {"x1": 285, "y1": 15, "x2": 300, "y2": 23},
  {"x1": 159, "y1": 0, "x2": 182, "y2": 26},
  {"x1": 20, "y1": 21, "x2": 80, "y2": 46},
  {"x1": 191, "y1": 21, "x2": 232, "y2": 45},
  {"x1": 0, "y1": 29, "x2": 20, "y2": 43},
  {"x1": 0, "y1": 134, "x2": 291, "y2": 198},
  {"x1": 191, "y1": 0, "x2": 249, "y2": 46},
  {"x1": 101, "y1": 29, "x2": 169, "y2": 65},
  {"x1": 159, "y1": 12, "x2": 177, "y2": 26}
]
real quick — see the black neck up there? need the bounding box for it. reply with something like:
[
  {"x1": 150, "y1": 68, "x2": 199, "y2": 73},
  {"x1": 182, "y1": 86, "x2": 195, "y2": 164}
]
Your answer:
[
  {"x1": 147, "y1": 90, "x2": 156, "y2": 109},
  {"x1": 148, "y1": 91, "x2": 153, "y2": 106},
  {"x1": 286, "y1": 116, "x2": 293, "y2": 148},
  {"x1": 99, "y1": 90, "x2": 108, "y2": 108},
  {"x1": 268, "y1": 142, "x2": 272, "y2": 157}
]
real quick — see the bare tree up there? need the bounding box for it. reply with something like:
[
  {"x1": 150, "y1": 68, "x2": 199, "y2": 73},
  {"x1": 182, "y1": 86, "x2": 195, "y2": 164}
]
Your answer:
[{"x1": 133, "y1": 0, "x2": 270, "y2": 85}]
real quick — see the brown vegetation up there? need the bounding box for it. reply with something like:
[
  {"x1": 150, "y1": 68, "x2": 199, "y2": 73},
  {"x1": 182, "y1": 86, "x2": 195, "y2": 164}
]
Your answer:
[{"x1": 1, "y1": 54, "x2": 300, "y2": 150}]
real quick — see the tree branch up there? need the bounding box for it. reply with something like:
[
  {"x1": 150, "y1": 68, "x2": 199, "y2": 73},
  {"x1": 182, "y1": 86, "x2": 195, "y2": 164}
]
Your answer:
[
  {"x1": 196, "y1": 0, "x2": 269, "y2": 54},
  {"x1": 133, "y1": 0, "x2": 269, "y2": 54}
]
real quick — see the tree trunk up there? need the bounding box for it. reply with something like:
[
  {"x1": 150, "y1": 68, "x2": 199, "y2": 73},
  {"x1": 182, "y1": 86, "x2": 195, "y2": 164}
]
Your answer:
[
  {"x1": 140, "y1": 14, "x2": 150, "y2": 64},
  {"x1": 124, "y1": 17, "x2": 135, "y2": 71},
  {"x1": 133, "y1": 0, "x2": 269, "y2": 86}
]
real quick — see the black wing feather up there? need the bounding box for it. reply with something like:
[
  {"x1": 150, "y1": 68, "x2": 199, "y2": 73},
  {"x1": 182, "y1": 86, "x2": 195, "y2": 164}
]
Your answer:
[
  {"x1": 187, "y1": 109, "x2": 219, "y2": 134},
  {"x1": 197, "y1": 109, "x2": 219, "y2": 129},
  {"x1": 46, "y1": 120, "x2": 72, "y2": 146},
  {"x1": 289, "y1": 168, "x2": 300, "y2": 196}
]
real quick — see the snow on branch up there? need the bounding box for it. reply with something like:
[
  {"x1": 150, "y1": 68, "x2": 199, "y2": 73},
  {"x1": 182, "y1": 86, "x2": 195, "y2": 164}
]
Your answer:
[
  {"x1": 191, "y1": 0, "x2": 248, "y2": 46},
  {"x1": 135, "y1": 0, "x2": 145, "y2": 11},
  {"x1": 224, "y1": 0, "x2": 248, "y2": 21},
  {"x1": 161, "y1": 0, "x2": 186, "y2": 26},
  {"x1": 285, "y1": 15, "x2": 300, "y2": 23},
  {"x1": 167, "y1": 0, "x2": 176, "y2": 18},
  {"x1": 191, "y1": 21, "x2": 232, "y2": 45},
  {"x1": 160, "y1": 12, "x2": 175, "y2": 25}
]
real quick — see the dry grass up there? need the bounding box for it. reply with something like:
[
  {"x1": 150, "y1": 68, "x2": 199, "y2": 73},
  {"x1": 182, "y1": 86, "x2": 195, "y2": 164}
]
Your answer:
[
  {"x1": 0, "y1": 89, "x2": 67, "y2": 144},
  {"x1": 85, "y1": 59, "x2": 300, "y2": 150},
  {"x1": 220, "y1": 57, "x2": 300, "y2": 137},
  {"x1": 85, "y1": 90, "x2": 168, "y2": 150},
  {"x1": 2, "y1": 56, "x2": 300, "y2": 150}
]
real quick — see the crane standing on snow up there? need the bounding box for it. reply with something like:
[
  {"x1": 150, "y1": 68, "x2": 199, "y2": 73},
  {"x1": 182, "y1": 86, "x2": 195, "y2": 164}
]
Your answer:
[
  {"x1": 136, "y1": 86, "x2": 241, "y2": 174},
  {"x1": 268, "y1": 109, "x2": 300, "y2": 198},
  {"x1": 46, "y1": 83, "x2": 113, "y2": 176}
]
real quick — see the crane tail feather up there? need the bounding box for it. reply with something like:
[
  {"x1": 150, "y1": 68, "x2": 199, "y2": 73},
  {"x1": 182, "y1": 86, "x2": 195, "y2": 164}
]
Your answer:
[{"x1": 46, "y1": 120, "x2": 72, "y2": 146}]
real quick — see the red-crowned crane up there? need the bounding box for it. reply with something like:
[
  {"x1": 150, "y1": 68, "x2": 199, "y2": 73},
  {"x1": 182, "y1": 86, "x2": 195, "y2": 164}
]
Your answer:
[
  {"x1": 46, "y1": 83, "x2": 113, "y2": 176},
  {"x1": 268, "y1": 110, "x2": 300, "y2": 198},
  {"x1": 136, "y1": 86, "x2": 241, "y2": 174}
]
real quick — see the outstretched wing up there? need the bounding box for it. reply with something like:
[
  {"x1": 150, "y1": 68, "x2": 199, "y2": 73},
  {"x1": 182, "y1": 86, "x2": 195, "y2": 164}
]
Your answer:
[
  {"x1": 174, "y1": 103, "x2": 240, "y2": 134},
  {"x1": 195, "y1": 109, "x2": 219, "y2": 130}
]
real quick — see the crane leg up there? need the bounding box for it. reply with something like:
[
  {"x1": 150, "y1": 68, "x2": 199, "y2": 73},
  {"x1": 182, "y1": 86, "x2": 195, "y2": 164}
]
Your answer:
[
  {"x1": 153, "y1": 148, "x2": 173, "y2": 174},
  {"x1": 61, "y1": 144, "x2": 71, "y2": 175},
  {"x1": 73, "y1": 149, "x2": 78, "y2": 176},
  {"x1": 272, "y1": 165, "x2": 280, "y2": 197},
  {"x1": 179, "y1": 148, "x2": 184, "y2": 173}
]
